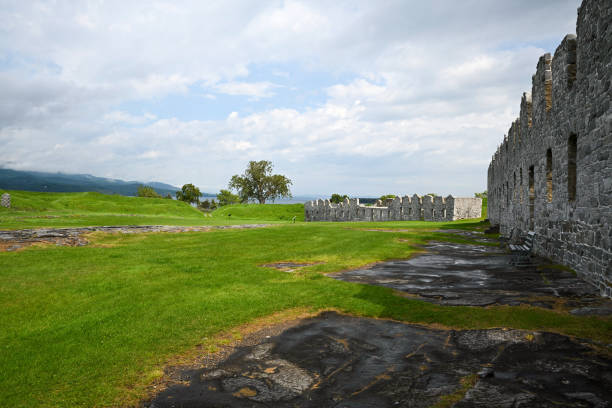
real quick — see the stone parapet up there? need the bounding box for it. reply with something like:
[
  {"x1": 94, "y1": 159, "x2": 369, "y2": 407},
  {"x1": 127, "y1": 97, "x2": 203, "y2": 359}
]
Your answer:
[{"x1": 304, "y1": 195, "x2": 481, "y2": 222}]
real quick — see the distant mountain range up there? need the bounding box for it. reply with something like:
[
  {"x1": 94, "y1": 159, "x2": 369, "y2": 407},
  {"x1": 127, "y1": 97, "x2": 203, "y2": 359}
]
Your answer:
[{"x1": 0, "y1": 168, "x2": 215, "y2": 197}]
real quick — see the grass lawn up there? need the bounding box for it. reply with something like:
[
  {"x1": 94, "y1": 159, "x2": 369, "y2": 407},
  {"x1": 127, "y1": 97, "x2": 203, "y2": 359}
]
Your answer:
[
  {"x1": 0, "y1": 191, "x2": 609, "y2": 407},
  {"x1": 0, "y1": 190, "x2": 304, "y2": 229}
]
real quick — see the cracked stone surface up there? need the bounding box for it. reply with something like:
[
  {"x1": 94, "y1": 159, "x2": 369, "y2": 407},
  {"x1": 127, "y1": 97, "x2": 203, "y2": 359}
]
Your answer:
[
  {"x1": 0, "y1": 224, "x2": 271, "y2": 251},
  {"x1": 145, "y1": 312, "x2": 612, "y2": 408},
  {"x1": 332, "y1": 231, "x2": 612, "y2": 314}
]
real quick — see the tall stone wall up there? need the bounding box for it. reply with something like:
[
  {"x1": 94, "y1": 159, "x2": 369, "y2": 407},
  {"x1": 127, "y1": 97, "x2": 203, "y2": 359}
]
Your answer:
[
  {"x1": 487, "y1": 0, "x2": 611, "y2": 297},
  {"x1": 305, "y1": 195, "x2": 481, "y2": 222}
]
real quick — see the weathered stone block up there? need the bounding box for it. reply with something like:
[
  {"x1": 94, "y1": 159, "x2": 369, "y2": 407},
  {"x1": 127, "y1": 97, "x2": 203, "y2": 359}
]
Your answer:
[{"x1": 1, "y1": 193, "x2": 10, "y2": 208}]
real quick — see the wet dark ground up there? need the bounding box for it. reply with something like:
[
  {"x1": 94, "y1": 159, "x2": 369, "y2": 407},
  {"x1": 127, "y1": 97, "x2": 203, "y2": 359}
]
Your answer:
[
  {"x1": 332, "y1": 230, "x2": 612, "y2": 315},
  {"x1": 0, "y1": 224, "x2": 270, "y2": 251},
  {"x1": 147, "y1": 312, "x2": 612, "y2": 408}
]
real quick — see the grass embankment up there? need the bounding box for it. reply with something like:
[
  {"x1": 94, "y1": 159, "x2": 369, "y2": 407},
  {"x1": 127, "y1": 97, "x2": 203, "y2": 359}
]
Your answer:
[
  {"x1": 0, "y1": 190, "x2": 304, "y2": 229},
  {"x1": 211, "y1": 202, "x2": 304, "y2": 222},
  {"x1": 0, "y1": 191, "x2": 608, "y2": 407}
]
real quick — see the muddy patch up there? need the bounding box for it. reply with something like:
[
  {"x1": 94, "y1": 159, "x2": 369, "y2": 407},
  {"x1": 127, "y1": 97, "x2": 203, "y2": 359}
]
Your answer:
[
  {"x1": 145, "y1": 312, "x2": 612, "y2": 408},
  {"x1": 0, "y1": 224, "x2": 271, "y2": 251},
  {"x1": 332, "y1": 235, "x2": 612, "y2": 313},
  {"x1": 260, "y1": 262, "x2": 323, "y2": 273}
]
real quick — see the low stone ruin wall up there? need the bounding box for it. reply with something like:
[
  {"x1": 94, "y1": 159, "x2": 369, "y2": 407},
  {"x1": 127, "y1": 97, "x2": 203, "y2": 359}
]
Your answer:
[{"x1": 305, "y1": 195, "x2": 481, "y2": 222}]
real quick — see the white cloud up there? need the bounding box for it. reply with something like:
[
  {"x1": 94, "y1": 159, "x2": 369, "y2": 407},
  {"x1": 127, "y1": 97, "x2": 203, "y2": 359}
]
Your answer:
[
  {"x1": 138, "y1": 150, "x2": 161, "y2": 159},
  {"x1": 0, "y1": 0, "x2": 582, "y2": 196},
  {"x1": 214, "y1": 81, "x2": 280, "y2": 99},
  {"x1": 103, "y1": 111, "x2": 157, "y2": 125}
]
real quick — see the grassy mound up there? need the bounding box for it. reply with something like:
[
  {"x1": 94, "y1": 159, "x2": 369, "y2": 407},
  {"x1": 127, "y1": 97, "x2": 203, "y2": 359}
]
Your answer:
[
  {"x1": 211, "y1": 203, "x2": 304, "y2": 221},
  {"x1": 0, "y1": 190, "x2": 201, "y2": 216},
  {"x1": 0, "y1": 190, "x2": 208, "y2": 229},
  {"x1": 0, "y1": 191, "x2": 308, "y2": 229}
]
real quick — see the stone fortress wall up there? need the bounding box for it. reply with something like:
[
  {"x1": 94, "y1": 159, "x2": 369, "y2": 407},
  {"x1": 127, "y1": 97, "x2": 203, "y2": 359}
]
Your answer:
[
  {"x1": 305, "y1": 195, "x2": 482, "y2": 222},
  {"x1": 487, "y1": 0, "x2": 611, "y2": 297}
]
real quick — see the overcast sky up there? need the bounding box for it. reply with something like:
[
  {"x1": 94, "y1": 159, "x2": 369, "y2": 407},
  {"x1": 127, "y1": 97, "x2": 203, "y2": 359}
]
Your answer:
[{"x1": 0, "y1": 0, "x2": 581, "y2": 197}]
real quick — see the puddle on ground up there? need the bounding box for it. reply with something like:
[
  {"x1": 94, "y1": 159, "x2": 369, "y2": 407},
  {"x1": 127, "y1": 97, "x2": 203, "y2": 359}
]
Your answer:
[
  {"x1": 332, "y1": 232, "x2": 612, "y2": 314},
  {"x1": 145, "y1": 312, "x2": 612, "y2": 408}
]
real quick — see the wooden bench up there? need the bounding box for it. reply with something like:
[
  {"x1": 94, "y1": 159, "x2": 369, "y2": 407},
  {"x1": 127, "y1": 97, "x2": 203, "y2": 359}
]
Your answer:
[{"x1": 509, "y1": 231, "x2": 535, "y2": 266}]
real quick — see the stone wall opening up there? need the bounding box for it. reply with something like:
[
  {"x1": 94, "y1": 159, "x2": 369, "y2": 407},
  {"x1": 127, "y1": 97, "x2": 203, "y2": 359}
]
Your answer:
[
  {"x1": 546, "y1": 149, "x2": 553, "y2": 202},
  {"x1": 566, "y1": 34, "x2": 577, "y2": 88},
  {"x1": 520, "y1": 168, "x2": 524, "y2": 203},
  {"x1": 568, "y1": 134, "x2": 577, "y2": 201},
  {"x1": 529, "y1": 166, "x2": 535, "y2": 230},
  {"x1": 545, "y1": 58, "x2": 553, "y2": 112},
  {"x1": 506, "y1": 182, "x2": 509, "y2": 206}
]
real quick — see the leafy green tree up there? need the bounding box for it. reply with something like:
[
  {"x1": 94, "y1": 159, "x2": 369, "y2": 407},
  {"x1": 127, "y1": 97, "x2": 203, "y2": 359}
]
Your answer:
[
  {"x1": 330, "y1": 194, "x2": 349, "y2": 204},
  {"x1": 198, "y1": 200, "x2": 211, "y2": 210},
  {"x1": 217, "y1": 189, "x2": 242, "y2": 206},
  {"x1": 137, "y1": 185, "x2": 161, "y2": 198},
  {"x1": 164, "y1": 193, "x2": 172, "y2": 199},
  {"x1": 175, "y1": 183, "x2": 201, "y2": 204},
  {"x1": 474, "y1": 191, "x2": 488, "y2": 199},
  {"x1": 228, "y1": 160, "x2": 292, "y2": 204},
  {"x1": 379, "y1": 194, "x2": 396, "y2": 201}
]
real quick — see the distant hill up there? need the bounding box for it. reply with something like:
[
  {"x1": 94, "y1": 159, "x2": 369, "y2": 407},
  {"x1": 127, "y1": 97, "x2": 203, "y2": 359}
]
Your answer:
[{"x1": 0, "y1": 168, "x2": 211, "y2": 197}]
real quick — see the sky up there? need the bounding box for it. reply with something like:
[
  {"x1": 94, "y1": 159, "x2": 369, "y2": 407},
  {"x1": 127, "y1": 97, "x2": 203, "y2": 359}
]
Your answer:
[{"x1": 0, "y1": 0, "x2": 581, "y2": 197}]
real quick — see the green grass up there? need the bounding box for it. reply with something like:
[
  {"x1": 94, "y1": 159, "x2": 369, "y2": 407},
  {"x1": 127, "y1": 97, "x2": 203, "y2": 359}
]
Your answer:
[
  {"x1": 0, "y1": 190, "x2": 304, "y2": 229},
  {"x1": 0, "y1": 191, "x2": 609, "y2": 407},
  {"x1": 1, "y1": 223, "x2": 610, "y2": 407},
  {"x1": 0, "y1": 190, "x2": 202, "y2": 215},
  {"x1": 211, "y1": 202, "x2": 304, "y2": 221}
]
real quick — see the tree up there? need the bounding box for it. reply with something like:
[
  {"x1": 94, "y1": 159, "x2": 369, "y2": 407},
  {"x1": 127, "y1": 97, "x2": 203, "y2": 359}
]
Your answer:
[
  {"x1": 175, "y1": 183, "x2": 201, "y2": 205},
  {"x1": 379, "y1": 194, "x2": 396, "y2": 201},
  {"x1": 228, "y1": 160, "x2": 292, "y2": 204},
  {"x1": 198, "y1": 200, "x2": 211, "y2": 210},
  {"x1": 217, "y1": 189, "x2": 241, "y2": 207},
  {"x1": 330, "y1": 194, "x2": 348, "y2": 204},
  {"x1": 137, "y1": 185, "x2": 161, "y2": 198},
  {"x1": 474, "y1": 191, "x2": 488, "y2": 199}
]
